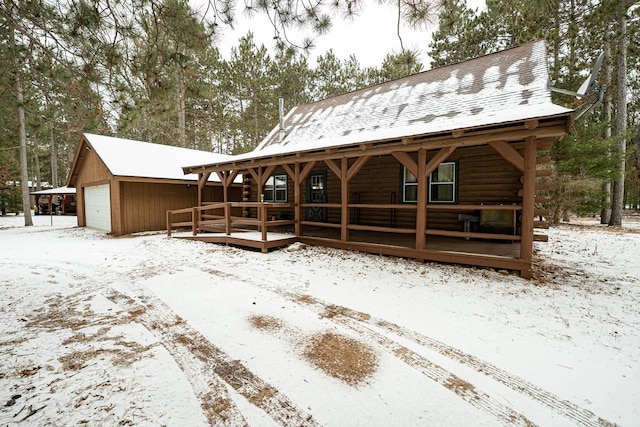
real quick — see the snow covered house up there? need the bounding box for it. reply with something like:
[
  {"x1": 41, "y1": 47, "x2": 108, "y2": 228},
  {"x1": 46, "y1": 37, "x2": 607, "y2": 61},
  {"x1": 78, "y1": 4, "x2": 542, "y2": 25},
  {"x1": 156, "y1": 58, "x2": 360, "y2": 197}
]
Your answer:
[
  {"x1": 176, "y1": 41, "x2": 573, "y2": 278},
  {"x1": 67, "y1": 134, "x2": 240, "y2": 236}
]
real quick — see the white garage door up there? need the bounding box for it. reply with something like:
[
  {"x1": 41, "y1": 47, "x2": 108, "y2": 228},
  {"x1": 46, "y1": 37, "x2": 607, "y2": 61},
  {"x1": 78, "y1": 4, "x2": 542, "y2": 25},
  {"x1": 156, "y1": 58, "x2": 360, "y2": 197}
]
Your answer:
[{"x1": 84, "y1": 184, "x2": 112, "y2": 233}]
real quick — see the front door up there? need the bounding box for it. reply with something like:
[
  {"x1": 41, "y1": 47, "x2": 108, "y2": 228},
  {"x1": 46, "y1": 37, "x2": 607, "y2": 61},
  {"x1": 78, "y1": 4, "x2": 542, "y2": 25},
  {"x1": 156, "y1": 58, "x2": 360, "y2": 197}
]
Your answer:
[{"x1": 305, "y1": 172, "x2": 327, "y2": 222}]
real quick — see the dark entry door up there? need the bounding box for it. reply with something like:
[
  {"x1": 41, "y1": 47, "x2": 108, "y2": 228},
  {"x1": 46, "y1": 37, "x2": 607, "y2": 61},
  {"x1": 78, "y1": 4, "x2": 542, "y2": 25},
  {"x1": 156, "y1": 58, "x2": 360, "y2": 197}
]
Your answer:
[{"x1": 305, "y1": 172, "x2": 327, "y2": 222}]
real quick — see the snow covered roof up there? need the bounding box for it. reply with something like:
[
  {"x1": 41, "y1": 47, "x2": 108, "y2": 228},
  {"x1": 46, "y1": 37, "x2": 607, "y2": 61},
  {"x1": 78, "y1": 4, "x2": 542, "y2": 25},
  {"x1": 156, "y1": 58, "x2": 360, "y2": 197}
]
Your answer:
[
  {"x1": 30, "y1": 186, "x2": 76, "y2": 195},
  {"x1": 81, "y1": 134, "x2": 237, "y2": 182},
  {"x1": 184, "y1": 40, "x2": 571, "y2": 172}
]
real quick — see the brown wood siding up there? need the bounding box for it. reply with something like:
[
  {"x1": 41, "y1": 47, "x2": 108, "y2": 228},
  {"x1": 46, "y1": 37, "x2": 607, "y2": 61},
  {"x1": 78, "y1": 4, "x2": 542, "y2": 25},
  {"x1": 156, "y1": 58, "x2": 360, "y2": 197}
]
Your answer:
[
  {"x1": 246, "y1": 145, "x2": 525, "y2": 232},
  {"x1": 120, "y1": 182, "x2": 235, "y2": 235}
]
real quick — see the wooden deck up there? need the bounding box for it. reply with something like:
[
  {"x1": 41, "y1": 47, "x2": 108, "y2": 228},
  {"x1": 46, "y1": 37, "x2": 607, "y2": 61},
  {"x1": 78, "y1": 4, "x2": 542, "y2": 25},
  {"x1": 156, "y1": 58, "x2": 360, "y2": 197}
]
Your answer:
[
  {"x1": 173, "y1": 229, "x2": 298, "y2": 252},
  {"x1": 167, "y1": 202, "x2": 535, "y2": 275}
]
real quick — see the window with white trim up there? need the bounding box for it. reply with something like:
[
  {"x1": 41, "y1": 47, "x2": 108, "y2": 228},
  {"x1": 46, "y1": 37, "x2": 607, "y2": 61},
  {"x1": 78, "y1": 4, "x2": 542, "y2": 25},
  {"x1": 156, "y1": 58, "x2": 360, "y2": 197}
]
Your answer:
[
  {"x1": 264, "y1": 174, "x2": 288, "y2": 203},
  {"x1": 402, "y1": 161, "x2": 457, "y2": 204},
  {"x1": 402, "y1": 168, "x2": 418, "y2": 202},
  {"x1": 429, "y1": 162, "x2": 456, "y2": 203}
]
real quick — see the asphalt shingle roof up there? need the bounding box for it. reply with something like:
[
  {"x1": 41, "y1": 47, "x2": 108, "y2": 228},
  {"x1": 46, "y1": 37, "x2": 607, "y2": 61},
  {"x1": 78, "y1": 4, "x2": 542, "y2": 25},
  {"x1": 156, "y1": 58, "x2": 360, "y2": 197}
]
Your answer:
[{"x1": 242, "y1": 40, "x2": 571, "y2": 161}]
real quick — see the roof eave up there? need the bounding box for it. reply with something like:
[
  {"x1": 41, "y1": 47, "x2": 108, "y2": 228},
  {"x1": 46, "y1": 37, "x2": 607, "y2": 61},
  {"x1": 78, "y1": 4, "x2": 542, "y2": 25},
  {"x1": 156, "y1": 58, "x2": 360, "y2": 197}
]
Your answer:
[{"x1": 182, "y1": 112, "x2": 573, "y2": 174}]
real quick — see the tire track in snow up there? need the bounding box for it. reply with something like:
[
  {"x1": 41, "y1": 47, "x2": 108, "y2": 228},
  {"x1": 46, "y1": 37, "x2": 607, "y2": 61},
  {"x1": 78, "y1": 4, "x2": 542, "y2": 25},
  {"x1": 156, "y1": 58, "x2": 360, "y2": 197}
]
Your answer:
[
  {"x1": 194, "y1": 267, "x2": 531, "y2": 425},
  {"x1": 103, "y1": 285, "x2": 317, "y2": 427},
  {"x1": 196, "y1": 264, "x2": 613, "y2": 427},
  {"x1": 291, "y1": 295, "x2": 616, "y2": 427}
]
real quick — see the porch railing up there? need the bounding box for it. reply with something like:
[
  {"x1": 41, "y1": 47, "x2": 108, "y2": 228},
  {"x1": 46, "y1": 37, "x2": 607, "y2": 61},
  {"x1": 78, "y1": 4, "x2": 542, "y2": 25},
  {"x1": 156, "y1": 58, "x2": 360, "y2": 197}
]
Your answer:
[
  {"x1": 298, "y1": 202, "x2": 524, "y2": 241},
  {"x1": 167, "y1": 202, "x2": 295, "y2": 241}
]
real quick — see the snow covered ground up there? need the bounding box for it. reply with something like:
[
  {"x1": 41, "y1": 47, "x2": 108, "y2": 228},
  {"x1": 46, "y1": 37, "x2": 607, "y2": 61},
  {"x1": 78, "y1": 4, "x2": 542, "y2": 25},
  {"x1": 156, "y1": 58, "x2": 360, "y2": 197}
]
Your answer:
[{"x1": 1, "y1": 213, "x2": 638, "y2": 426}]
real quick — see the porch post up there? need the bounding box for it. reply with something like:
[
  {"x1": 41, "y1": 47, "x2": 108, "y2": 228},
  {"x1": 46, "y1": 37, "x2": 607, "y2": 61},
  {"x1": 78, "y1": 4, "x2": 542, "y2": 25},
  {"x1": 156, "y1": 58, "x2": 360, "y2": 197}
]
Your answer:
[
  {"x1": 416, "y1": 149, "x2": 427, "y2": 250},
  {"x1": 222, "y1": 171, "x2": 229, "y2": 203},
  {"x1": 197, "y1": 173, "x2": 204, "y2": 207},
  {"x1": 341, "y1": 157, "x2": 349, "y2": 242},
  {"x1": 257, "y1": 168, "x2": 263, "y2": 202},
  {"x1": 294, "y1": 163, "x2": 302, "y2": 236},
  {"x1": 519, "y1": 136, "x2": 537, "y2": 279}
]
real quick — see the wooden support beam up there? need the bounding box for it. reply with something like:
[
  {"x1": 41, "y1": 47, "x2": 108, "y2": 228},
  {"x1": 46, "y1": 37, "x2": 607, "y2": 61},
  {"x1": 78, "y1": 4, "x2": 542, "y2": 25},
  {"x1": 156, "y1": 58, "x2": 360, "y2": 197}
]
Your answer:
[
  {"x1": 519, "y1": 136, "x2": 537, "y2": 279},
  {"x1": 197, "y1": 172, "x2": 211, "y2": 208},
  {"x1": 488, "y1": 140, "x2": 524, "y2": 173},
  {"x1": 324, "y1": 159, "x2": 342, "y2": 178},
  {"x1": 260, "y1": 165, "x2": 277, "y2": 186},
  {"x1": 346, "y1": 155, "x2": 371, "y2": 182},
  {"x1": 294, "y1": 163, "x2": 302, "y2": 236},
  {"x1": 392, "y1": 152, "x2": 418, "y2": 177},
  {"x1": 246, "y1": 168, "x2": 259, "y2": 184},
  {"x1": 198, "y1": 172, "x2": 211, "y2": 189},
  {"x1": 299, "y1": 161, "x2": 317, "y2": 183},
  {"x1": 281, "y1": 163, "x2": 294, "y2": 179},
  {"x1": 416, "y1": 149, "x2": 427, "y2": 250},
  {"x1": 424, "y1": 146, "x2": 456, "y2": 177},
  {"x1": 524, "y1": 119, "x2": 539, "y2": 129},
  {"x1": 227, "y1": 170, "x2": 240, "y2": 187},
  {"x1": 341, "y1": 157, "x2": 349, "y2": 242},
  {"x1": 221, "y1": 172, "x2": 229, "y2": 203}
]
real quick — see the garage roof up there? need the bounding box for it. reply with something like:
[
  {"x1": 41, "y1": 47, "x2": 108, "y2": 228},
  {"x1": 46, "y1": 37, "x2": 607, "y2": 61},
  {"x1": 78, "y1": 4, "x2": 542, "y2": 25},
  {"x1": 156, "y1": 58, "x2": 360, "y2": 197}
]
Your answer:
[{"x1": 68, "y1": 134, "x2": 239, "y2": 186}]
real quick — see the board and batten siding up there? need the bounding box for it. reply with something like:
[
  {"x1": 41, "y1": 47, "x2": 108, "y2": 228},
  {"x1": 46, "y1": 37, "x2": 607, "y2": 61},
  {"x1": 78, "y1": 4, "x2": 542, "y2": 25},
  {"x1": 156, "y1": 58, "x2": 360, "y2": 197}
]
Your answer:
[
  {"x1": 246, "y1": 144, "x2": 524, "y2": 232},
  {"x1": 120, "y1": 182, "x2": 228, "y2": 235}
]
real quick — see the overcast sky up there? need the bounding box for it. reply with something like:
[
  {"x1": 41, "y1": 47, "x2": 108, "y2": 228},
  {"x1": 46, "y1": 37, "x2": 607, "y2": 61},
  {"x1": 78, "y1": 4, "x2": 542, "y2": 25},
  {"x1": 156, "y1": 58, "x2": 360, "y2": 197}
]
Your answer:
[{"x1": 192, "y1": 1, "x2": 487, "y2": 69}]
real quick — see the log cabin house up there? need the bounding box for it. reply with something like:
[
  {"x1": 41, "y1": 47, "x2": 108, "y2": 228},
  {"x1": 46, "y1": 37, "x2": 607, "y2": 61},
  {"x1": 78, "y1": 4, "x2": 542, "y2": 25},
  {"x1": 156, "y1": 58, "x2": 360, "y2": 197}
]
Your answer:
[
  {"x1": 67, "y1": 134, "x2": 241, "y2": 236},
  {"x1": 172, "y1": 41, "x2": 574, "y2": 278}
]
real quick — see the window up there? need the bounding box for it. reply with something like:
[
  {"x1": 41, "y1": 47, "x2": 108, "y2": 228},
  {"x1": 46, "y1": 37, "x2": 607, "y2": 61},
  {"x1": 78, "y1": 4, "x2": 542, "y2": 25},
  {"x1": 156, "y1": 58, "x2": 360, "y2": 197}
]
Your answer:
[
  {"x1": 402, "y1": 161, "x2": 457, "y2": 204},
  {"x1": 264, "y1": 174, "x2": 288, "y2": 203},
  {"x1": 429, "y1": 162, "x2": 456, "y2": 203},
  {"x1": 402, "y1": 168, "x2": 418, "y2": 202}
]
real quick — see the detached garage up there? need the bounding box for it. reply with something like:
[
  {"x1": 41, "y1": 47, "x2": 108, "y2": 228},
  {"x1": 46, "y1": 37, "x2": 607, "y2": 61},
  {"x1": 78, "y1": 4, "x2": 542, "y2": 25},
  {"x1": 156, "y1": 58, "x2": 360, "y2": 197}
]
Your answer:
[{"x1": 67, "y1": 133, "x2": 240, "y2": 236}]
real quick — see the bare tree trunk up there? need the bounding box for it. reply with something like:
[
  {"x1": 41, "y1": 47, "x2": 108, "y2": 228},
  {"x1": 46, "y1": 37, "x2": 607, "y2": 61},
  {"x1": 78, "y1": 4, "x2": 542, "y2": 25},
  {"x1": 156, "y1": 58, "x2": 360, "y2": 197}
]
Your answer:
[
  {"x1": 9, "y1": 18, "x2": 33, "y2": 226},
  {"x1": 253, "y1": 92, "x2": 259, "y2": 148},
  {"x1": 177, "y1": 66, "x2": 187, "y2": 147},
  {"x1": 609, "y1": 7, "x2": 627, "y2": 227},
  {"x1": 600, "y1": 29, "x2": 612, "y2": 224},
  {"x1": 50, "y1": 125, "x2": 59, "y2": 187},
  {"x1": 34, "y1": 149, "x2": 41, "y2": 191}
]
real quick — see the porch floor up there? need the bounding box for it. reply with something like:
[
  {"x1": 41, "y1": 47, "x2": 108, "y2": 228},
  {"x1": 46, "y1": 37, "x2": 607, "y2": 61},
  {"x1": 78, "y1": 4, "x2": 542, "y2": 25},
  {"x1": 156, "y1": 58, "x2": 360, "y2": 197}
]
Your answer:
[
  {"x1": 172, "y1": 229, "x2": 298, "y2": 252},
  {"x1": 172, "y1": 226, "x2": 521, "y2": 259},
  {"x1": 302, "y1": 227, "x2": 521, "y2": 258}
]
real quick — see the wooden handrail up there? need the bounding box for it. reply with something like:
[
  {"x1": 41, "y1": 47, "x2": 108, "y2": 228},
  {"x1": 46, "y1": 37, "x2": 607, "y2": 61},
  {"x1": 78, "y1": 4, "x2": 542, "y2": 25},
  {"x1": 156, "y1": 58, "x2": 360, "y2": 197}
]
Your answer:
[
  {"x1": 427, "y1": 204, "x2": 522, "y2": 211},
  {"x1": 425, "y1": 229, "x2": 521, "y2": 241},
  {"x1": 348, "y1": 203, "x2": 417, "y2": 210},
  {"x1": 168, "y1": 200, "x2": 525, "y2": 241}
]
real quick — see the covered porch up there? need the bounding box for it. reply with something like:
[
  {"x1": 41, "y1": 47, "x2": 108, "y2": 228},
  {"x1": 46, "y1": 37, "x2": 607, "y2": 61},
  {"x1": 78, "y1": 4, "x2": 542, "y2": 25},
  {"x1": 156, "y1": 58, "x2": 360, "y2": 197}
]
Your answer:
[{"x1": 168, "y1": 120, "x2": 563, "y2": 278}]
